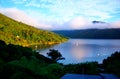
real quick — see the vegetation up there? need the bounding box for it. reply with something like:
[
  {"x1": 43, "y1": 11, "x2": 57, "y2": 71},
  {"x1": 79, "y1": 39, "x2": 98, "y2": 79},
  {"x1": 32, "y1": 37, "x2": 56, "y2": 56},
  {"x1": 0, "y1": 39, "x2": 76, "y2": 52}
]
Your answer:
[
  {"x1": 0, "y1": 39, "x2": 120, "y2": 78},
  {"x1": 47, "y1": 49, "x2": 65, "y2": 62},
  {"x1": 0, "y1": 40, "x2": 61, "y2": 79},
  {"x1": 0, "y1": 13, "x2": 68, "y2": 46},
  {"x1": 63, "y1": 62, "x2": 100, "y2": 75},
  {"x1": 0, "y1": 11, "x2": 120, "y2": 79},
  {"x1": 103, "y1": 51, "x2": 120, "y2": 77},
  {"x1": 53, "y1": 28, "x2": 120, "y2": 39}
]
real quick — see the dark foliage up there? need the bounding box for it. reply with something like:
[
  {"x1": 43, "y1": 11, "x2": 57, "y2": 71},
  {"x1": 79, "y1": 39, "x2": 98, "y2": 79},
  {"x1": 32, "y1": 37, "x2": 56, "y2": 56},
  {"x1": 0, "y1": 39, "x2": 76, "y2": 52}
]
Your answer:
[
  {"x1": 47, "y1": 49, "x2": 65, "y2": 61},
  {"x1": 103, "y1": 51, "x2": 120, "y2": 77},
  {"x1": 63, "y1": 62, "x2": 100, "y2": 75},
  {"x1": 0, "y1": 40, "x2": 61, "y2": 79}
]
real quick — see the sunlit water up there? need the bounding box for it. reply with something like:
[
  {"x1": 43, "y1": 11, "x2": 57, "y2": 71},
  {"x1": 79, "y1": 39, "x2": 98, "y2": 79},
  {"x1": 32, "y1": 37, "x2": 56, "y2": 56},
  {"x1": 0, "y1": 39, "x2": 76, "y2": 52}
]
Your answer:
[{"x1": 37, "y1": 39, "x2": 120, "y2": 64}]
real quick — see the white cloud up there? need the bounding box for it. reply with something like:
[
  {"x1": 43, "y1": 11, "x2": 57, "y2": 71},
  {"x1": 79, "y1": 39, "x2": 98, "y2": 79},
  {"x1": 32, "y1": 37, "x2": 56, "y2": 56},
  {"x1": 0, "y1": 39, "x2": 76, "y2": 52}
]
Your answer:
[
  {"x1": 0, "y1": 8, "x2": 38, "y2": 26},
  {"x1": 0, "y1": 7, "x2": 119, "y2": 30},
  {"x1": 83, "y1": 10, "x2": 113, "y2": 21},
  {"x1": 0, "y1": 0, "x2": 120, "y2": 30},
  {"x1": 89, "y1": 23, "x2": 111, "y2": 29},
  {"x1": 67, "y1": 17, "x2": 91, "y2": 29},
  {"x1": 0, "y1": 8, "x2": 52, "y2": 29},
  {"x1": 32, "y1": 0, "x2": 120, "y2": 21},
  {"x1": 8, "y1": 0, "x2": 120, "y2": 27},
  {"x1": 65, "y1": 17, "x2": 114, "y2": 30},
  {"x1": 111, "y1": 21, "x2": 120, "y2": 28}
]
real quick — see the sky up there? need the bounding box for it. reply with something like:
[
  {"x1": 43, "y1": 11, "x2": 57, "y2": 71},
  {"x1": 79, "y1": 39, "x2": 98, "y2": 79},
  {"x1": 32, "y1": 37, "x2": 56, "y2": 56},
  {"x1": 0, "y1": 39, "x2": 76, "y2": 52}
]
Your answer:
[{"x1": 0, "y1": 0, "x2": 120, "y2": 30}]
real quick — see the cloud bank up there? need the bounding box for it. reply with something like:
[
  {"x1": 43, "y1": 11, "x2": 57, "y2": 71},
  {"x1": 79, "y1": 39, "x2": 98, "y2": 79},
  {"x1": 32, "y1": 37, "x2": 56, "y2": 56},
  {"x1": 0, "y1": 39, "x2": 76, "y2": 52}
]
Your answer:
[
  {"x1": 64, "y1": 17, "x2": 120, "y2": 30},
  {"x1": 0, "y1": 8, "x2": 120, "y2": 30},
  {"x1": 111, "y1": 21, "x2": 120, "y2": 28},
  {"x1": 68, "y1": 17, "x2": 90, "y2": 29},
  {"x1": 0, "y1": 8, "x2": 52, "y2": 29},
  {"x1": 0, "y1": 0, "x2": 120, "y2": 30}
]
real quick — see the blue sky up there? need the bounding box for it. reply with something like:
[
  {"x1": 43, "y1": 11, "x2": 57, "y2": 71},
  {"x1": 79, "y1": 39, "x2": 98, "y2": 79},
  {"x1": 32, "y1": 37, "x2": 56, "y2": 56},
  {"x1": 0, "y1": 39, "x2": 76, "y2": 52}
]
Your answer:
[{"x1": 0, "y1": 0, "x2": 120, "y2": 30}]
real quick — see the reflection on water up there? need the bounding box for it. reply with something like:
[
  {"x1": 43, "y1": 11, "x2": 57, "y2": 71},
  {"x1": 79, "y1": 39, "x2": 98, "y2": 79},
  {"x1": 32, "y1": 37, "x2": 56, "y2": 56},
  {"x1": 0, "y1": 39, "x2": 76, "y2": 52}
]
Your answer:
[
  {"x1": 29, "y1": 44, "x2": 56, "y2": 50},
  {"x1": 36, "y1": 39, "x2": 120, "y2": 64}
]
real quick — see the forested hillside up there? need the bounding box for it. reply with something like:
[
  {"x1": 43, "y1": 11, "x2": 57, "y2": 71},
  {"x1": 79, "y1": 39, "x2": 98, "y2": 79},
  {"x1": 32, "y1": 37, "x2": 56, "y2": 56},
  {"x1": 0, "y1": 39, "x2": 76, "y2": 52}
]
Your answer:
[
  {"x1": 53, "y1": 29, "x2": 120, "y2": 39},
  {"x1": 0, "y1": 13, "x2": 67, "y2": 46}
]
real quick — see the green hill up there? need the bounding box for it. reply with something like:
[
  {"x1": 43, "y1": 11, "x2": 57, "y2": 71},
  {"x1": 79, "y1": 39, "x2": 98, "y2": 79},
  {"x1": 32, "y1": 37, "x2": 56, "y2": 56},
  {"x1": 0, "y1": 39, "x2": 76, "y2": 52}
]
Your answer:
[{"x1": 0, "y1": 13, "x2": 67, "y2": 46}]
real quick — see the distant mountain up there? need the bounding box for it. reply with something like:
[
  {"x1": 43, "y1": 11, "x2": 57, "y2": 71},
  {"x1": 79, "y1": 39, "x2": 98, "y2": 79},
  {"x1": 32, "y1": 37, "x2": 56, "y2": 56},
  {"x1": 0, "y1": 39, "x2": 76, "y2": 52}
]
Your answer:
[
  {"x1": 92, "y1": 21, "x2": 107, "y2": 24},
  {"x1": 53, "y1": 28, "x2": 120, "y2": 39},
  {"x1": 0, "y1": 13, "x2": 67, "y2": 46}
]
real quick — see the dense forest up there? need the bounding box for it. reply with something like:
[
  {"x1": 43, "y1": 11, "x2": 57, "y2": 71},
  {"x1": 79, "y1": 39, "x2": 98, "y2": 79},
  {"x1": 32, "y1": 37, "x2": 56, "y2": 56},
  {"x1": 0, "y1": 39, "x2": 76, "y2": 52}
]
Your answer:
[
  {"x1": 0, "y1": 13, "x2": 67, "y2": 46},
  {"x1": 53, "y1": 28, "x2": 120, "y2": 39},
  {"x1": 0, "y1": 40, "x2": 120, "y2": 79}
]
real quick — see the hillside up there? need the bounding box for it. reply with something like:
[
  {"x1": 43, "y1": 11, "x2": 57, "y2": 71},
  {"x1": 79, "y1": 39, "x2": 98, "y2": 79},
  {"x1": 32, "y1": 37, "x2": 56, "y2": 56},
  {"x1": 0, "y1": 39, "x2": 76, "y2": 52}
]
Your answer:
[
  {"x1": 53, "y1": 28, "x2": 120, "y2": 39},
  {"x1": 0, "y1": 13, "x2": 67, "y2": 46}
]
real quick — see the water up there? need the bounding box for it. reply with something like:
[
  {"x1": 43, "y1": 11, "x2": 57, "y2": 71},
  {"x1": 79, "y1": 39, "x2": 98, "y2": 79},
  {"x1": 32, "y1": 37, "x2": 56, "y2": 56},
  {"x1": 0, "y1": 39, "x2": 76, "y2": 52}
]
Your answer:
[{"x1": 37, "y1": 39, "x2": 120, "y2": 64}]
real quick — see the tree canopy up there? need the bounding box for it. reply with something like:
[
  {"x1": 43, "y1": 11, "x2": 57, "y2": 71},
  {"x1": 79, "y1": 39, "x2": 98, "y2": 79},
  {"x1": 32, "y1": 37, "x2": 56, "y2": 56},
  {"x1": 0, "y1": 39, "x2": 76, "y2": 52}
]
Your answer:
[
  {"x1": 103, "y1": 51, "x2": 120, "y2": 77},
  {"x1": 47, "y1": 49, "x2": 65, "y2": 61}
]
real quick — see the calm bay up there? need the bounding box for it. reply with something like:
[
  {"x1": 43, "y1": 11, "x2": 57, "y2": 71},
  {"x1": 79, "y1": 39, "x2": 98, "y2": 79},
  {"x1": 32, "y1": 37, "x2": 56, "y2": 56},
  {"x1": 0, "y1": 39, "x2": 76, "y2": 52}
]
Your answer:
[{"x1": 36, "y1": 39, "x2": 120, "y2": 64}]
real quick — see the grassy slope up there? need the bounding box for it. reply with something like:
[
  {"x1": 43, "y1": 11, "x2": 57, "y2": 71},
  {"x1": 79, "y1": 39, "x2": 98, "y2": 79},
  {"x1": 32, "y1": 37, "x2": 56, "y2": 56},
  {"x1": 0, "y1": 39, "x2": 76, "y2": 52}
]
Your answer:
[{"x1": 0, "y1": 13, "x2": 67, "y2": 46}]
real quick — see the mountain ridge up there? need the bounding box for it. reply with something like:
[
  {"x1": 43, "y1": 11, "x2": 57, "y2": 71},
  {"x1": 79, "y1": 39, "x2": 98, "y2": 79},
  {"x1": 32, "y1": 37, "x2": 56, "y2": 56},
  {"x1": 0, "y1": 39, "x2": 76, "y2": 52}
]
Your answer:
[
  {"x1": 92, "y1": 20, "x2": 107, "y2": 24},
  {"x1": 53, "y1": 28, "x2": 120, "y2": 39}
]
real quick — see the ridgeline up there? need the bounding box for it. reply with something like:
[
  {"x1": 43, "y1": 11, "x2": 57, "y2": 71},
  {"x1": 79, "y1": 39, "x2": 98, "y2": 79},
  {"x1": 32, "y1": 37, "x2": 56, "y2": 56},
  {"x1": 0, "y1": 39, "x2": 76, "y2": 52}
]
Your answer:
[
  {"x1": 0, "y1": 13, "x2": 67, "y2": 46},
  {"x1": 53, "y1": 29, "x2": 120, "y2": 39}
]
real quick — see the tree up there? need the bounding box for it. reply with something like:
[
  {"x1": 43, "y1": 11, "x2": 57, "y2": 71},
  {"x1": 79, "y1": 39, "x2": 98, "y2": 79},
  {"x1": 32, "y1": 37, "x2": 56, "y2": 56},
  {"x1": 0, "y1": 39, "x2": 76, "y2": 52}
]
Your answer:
[
  {"x1": 0, "y1": 40, "x2": 6, "y2": 48},
  {"x1": 103, "y1": 51, "x2": 120, "y2": 77},
  {"x1": 47, "y1": 49, "x2": 65, "y2": 61}
]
